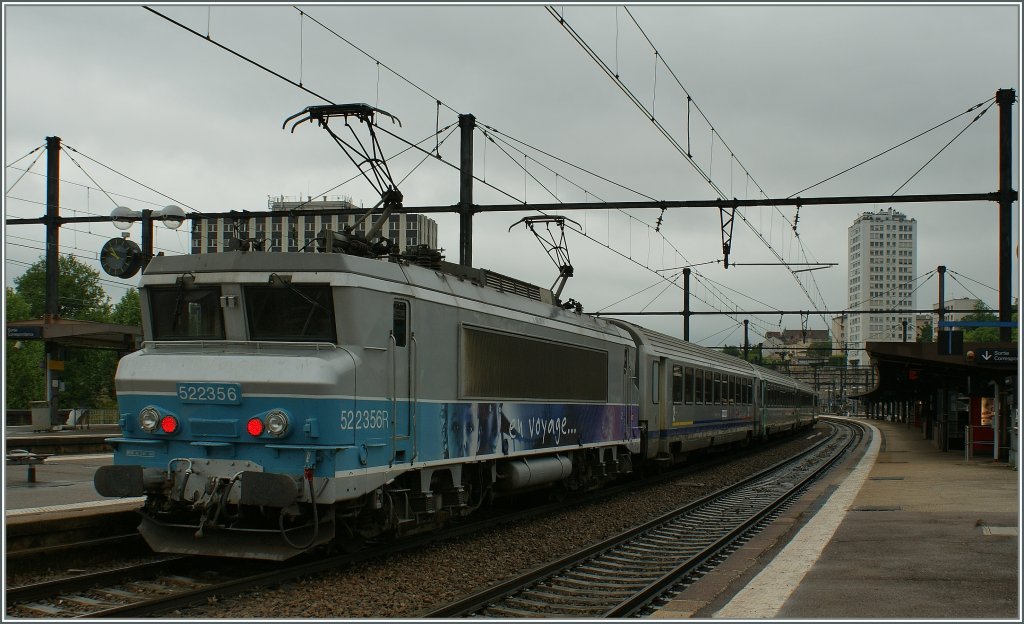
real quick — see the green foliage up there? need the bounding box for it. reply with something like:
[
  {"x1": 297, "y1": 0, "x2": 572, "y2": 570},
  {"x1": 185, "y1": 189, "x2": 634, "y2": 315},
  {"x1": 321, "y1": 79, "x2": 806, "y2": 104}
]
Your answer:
[
  {"x1": 807, "y1": 340, "x2": 832, "y2": 358},
  {"x1": 13, "y1": 255, "x2": 111, "y2": 320},
  {"x1": 722, "y1": 345, "x2": 740, "y2": 357},
  {"x1": 5, "y1": 256, "x2": 142, "y2": 409},
  {"x1": 6, "y1": 288, "x2": 45, "y2": 408},
  {"x1": 960, "y1": 301, "x2": 1017, "y2": 343},
  {"x1": 917, "y1": 322, "x2": 934, "y2": 343},
  {"x1": 111, "y1": 288, "x2": 141, "y2": 325},
  {"x1": 827, "y1": 353, "x2": 847, "y2": 366}
]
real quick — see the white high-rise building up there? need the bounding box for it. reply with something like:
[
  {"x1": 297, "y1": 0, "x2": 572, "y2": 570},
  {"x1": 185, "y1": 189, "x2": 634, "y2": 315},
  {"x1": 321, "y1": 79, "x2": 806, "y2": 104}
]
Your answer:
[
  {"x1": 846, "y1": 207, "x2": 917, "y2": 366},
  {"x1": 189, "y1": 195, "x2": 438, "y2": 255}
]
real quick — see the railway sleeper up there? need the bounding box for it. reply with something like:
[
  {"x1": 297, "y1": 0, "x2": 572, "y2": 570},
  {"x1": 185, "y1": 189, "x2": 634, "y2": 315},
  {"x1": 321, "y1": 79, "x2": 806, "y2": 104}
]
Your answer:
[{"x1": 505, "y1": 595, "x2": 606, "y2": 614}]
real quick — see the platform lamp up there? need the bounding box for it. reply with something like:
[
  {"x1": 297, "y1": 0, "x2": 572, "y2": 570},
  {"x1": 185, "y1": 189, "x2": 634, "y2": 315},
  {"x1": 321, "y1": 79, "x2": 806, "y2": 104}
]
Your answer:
[{"x1": 100, "y1": 205, "x2": 185, "y2": 278}]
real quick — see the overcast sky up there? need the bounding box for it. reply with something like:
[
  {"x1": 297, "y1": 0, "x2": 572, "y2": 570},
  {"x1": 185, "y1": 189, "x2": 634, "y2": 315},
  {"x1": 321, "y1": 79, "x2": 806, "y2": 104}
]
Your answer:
[{"x1": 3, "y1": 3, "x2": 1021, "y2": 346}]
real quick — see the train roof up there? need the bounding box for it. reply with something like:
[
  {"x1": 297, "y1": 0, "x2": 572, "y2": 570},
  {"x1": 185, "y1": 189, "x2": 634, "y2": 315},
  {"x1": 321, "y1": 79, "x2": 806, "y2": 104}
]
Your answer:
[
  {"x1": 607, "y1": 319, "x2": 813, "y2": 391},
  {"x1": 141, "y1": 251, "x2": 634, "y2": 345}
]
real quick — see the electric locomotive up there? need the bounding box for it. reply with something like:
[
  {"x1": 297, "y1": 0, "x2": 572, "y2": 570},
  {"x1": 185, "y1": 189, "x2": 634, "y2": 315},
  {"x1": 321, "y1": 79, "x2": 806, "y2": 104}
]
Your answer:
[{"x1": 94, "y1": 250, "x2": 644, "y2": 559}]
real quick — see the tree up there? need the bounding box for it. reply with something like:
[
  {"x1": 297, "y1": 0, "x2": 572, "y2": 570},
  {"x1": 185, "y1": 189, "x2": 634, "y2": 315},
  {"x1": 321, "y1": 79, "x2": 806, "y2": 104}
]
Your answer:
[
  {"x1": 917, "y1": 322, "x2": 934, "y2": 343},
  {"x1": 827, "y1": 353, "x2": 847, "y2": 366},
  {"x1": 8, "y1": 255, "x2": 119, "y2": 408},
  {"x1": 959, "y1": 302, "x2": 1016, "y2": 343},
  {"x1": 13, "y1": 254, "x2": 112, "y2": 321},
  {"x1": 807, "y1": 340, "x2": 832, "y2": 359},
  {"x1": 112, "y1": 288, "x2": 141, "y2": 326},
  {"x1": 722, "y1": 345, "x2": 740, "y2": 357},
  {"x1": 5, "y1": 288, "x2": 45, "y2": 409}
]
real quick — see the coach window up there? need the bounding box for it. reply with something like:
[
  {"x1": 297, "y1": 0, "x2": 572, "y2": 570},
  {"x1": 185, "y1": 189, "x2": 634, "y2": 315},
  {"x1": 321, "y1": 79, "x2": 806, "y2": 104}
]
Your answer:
[
  {"x1": 704, "y1": 370, "x2": 713, "y2": 404},
  {"x1": 711, "y1": 372, "x2": 720, "y2": 404},
  {"x1": 728, "y1": 375, "x2": 736, "y2": 404},
  {"x1": 651, "y1": 361, "x2": 660, "y2": 404},
  {"x1": 694, "y1": 369, "x2": 704, "y2": 403},
  {"x1": 392, "y1": 300, "x2": 408, "y2": 347},
  {"x1": 684, "y1": 367, "x2": 695, "y2": 404},
  {"x1": 672, "y1": 365, "x2": 683, "y2": 404}
]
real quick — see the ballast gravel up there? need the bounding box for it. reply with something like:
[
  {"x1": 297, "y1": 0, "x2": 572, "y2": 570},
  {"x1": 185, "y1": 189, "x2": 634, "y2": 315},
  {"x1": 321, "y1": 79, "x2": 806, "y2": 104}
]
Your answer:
[{"x1": 174, "y1": 428, "x2": 828, "y2": 619}]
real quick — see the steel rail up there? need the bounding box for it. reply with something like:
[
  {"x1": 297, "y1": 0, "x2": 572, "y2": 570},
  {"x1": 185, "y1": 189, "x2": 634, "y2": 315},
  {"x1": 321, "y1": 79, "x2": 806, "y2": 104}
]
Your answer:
[
  {"x1": 607, "y1": 419, "x2": 863, "y2": 617},
  {"x1": 420, "y1": 420, "x2": 858, "y2": 617}
]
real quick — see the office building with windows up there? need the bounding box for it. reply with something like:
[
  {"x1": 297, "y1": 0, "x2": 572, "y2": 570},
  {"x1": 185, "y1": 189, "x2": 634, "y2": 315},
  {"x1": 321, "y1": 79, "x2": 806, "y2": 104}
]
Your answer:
[
  {"x1": 846, "y1": 207, "x2": 917, "y2": 366},
  {"x1": 189, "y1": 195, "x2": 438, "y2": 255}
]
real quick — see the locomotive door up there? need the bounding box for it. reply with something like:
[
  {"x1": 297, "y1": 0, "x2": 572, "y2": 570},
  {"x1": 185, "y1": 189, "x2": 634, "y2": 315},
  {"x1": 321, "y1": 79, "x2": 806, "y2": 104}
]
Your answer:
[{"x1": 389, "y1": 299, "x2": 417, "y2": 463}]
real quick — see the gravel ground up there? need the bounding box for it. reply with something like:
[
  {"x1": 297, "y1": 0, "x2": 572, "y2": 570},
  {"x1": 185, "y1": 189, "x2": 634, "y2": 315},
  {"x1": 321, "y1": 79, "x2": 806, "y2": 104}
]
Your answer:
[{"x1": 171, "y1": 426, "x2": 829, "y2": 619}]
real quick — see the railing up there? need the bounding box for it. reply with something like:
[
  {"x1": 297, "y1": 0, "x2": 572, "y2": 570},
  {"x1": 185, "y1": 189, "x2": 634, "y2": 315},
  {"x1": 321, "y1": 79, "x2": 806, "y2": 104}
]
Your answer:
[
  {"x1": 965, "y1": 425, "x2": 996, "y2": 461},
  {"x1": 6, "y1": 408, "x2": 119, "y2": 427}
]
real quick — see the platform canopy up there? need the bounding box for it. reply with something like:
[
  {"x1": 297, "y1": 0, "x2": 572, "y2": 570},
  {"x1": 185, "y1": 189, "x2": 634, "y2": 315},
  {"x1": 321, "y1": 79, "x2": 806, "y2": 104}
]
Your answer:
[
  {"x1": 6, "y1": 318, "x2": 142, "y2": 351},
  {"x1": 855, "y1": 341, "x2": 1018, "y2": 402}
]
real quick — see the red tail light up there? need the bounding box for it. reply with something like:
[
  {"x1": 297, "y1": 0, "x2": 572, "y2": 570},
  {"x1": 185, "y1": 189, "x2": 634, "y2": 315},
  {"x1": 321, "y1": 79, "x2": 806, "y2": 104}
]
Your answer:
[
  {"x1": 247, "y1": 417, "x2": 265, "y2": 437},
  {"x1": 159, "y1": 415, "x2": 179, "y2": 434}
]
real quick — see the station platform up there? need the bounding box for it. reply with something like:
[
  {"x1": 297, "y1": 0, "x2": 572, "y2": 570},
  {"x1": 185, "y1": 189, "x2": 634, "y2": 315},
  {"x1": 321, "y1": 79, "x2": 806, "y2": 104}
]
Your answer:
[
  {"x1": 4, "y1": 425, "x2": 137, "y2": 527},
  {"x1": 651, "y1": 417, "x2": 1020, "y2": 620},
  {"x1": 4, "y1": 424, "x2": 118, "y2": 455}
]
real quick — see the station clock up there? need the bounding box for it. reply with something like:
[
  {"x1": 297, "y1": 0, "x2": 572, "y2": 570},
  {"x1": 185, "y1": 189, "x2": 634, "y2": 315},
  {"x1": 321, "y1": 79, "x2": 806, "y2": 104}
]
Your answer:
[{"x1": 99, "y1": 237, "x2": 143, "y2": 278}]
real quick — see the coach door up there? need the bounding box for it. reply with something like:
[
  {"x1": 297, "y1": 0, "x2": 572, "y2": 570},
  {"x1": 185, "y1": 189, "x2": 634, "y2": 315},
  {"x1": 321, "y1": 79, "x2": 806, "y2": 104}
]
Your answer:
[
  {"x1": 389, "y1": 299, "x2": 417, "y2": 463},
  {"x1": 756, "y1": 380, "x2": 767, "y2": 438}
]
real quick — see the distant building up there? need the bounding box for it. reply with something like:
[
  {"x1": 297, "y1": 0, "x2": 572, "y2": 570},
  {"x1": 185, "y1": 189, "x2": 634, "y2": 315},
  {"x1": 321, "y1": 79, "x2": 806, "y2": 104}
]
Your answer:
[
  {"x1": 846, "y1": 207, "x2": 917, "y2": 366},
  {"x1": 762, "y1": 328, "x2": 830, "y2": 363},
  {"x1": 189, "y1": 195, "x2": 438, "y2": 254},
  {"x1": 934, "y1": 297, "x2": 983, "y2": 323},
  {"x1": 831, "y1": 315, "x2": 847, "y2": 355}
]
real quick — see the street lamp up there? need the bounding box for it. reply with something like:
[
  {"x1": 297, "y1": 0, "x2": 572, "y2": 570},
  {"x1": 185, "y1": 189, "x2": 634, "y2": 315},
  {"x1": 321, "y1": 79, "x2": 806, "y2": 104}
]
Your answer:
[
  {"x1": 111, "y1": 205, "x2": 185, "y2": 230},
  {"x1": 101, "y1": 205, "x2": 186, "y2": 278}
]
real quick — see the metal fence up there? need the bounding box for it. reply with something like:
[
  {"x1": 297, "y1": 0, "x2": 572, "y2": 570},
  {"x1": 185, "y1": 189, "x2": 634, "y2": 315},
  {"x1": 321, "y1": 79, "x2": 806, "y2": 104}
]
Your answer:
[{"x1": 6, "y1": 408, "x2": 119, "y2": 427}]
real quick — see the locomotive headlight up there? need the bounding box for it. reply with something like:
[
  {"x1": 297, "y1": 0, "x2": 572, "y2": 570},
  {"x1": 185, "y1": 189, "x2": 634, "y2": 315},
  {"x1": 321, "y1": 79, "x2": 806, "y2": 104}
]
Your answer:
[
  {"x1": 266, "y1": 410, "x2": 290, "y2": 437},
  {"x1": 139, "y1": 407, "x2": 160, "y2": 432}
]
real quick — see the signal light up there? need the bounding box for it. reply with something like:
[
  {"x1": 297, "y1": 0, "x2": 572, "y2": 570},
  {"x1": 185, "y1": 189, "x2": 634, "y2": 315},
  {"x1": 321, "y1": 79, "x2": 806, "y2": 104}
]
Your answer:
[
  {"x1": 247, "y1": 417, "x2": 265, "y2": 437},
  {"x1": 159, "y1": 415, "x2": 179, "y2": 434}
]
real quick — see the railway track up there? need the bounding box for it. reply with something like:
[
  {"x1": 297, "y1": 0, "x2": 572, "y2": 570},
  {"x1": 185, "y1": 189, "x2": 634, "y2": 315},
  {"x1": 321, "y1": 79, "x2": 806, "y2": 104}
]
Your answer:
[
  {"x1": 423, "y1": 418, "x2": 863, "y2": 618},
  {"x1": 5, "y1": 427, "x2": 834, "y2": 618}
]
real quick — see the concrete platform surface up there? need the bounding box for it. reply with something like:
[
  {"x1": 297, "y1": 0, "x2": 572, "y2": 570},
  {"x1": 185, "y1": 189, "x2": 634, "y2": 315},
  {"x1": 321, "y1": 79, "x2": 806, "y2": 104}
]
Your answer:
[
  {"x1": 652, "y1": 418, "x2": 1020, "y2": 620},
  {"x1": 3, "y1": 451, "x2": 135, "y2": 524},
  {"x1": 5, "y1": 424, "x2": 118, "y2": 455}
]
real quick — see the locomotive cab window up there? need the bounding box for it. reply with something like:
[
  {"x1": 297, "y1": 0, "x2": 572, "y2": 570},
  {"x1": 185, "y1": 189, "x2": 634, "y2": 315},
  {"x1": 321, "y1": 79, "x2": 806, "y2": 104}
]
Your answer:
[
  {"x1": 149, "y1": 285, "x2": 225, "y2": 340},
  {"x1": 244, "y1": 281, "x2": 336, "y2": 342}
]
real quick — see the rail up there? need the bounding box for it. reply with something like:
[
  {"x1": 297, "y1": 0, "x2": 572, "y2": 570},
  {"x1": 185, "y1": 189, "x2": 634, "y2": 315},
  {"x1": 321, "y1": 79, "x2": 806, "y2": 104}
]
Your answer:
[{"x1": 422, "y1": 419, "x2": 861, "y2": 618}]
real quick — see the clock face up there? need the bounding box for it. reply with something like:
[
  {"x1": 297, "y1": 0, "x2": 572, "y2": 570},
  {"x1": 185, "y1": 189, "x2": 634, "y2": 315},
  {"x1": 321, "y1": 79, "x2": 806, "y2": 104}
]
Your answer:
[{"x1": 100, "y1": 237, "x2": 143, "y2": 278}]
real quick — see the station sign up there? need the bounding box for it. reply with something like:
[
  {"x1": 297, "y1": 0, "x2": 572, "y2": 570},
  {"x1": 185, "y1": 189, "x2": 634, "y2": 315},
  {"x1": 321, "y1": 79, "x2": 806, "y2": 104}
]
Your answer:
[
  {"x1": 7, "y1": 326, "x2": 43, "y2": 339},
  {"x1": 975, "y1": 348, "x2": 1018, "y2": 364}
]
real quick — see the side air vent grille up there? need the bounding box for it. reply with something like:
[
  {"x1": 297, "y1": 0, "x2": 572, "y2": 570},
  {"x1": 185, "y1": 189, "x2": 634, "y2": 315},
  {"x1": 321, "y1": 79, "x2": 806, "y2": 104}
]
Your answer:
[{"x1": 483, "y1": 271, "x2": 543, "y2": 301}]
